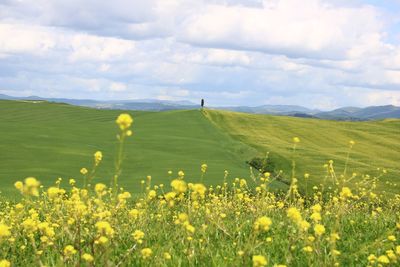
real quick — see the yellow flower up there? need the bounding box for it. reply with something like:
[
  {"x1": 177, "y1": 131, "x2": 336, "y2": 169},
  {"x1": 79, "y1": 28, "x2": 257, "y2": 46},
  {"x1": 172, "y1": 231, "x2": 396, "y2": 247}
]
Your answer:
[
  {"x1": 333, "y1": 250, "x2": 341, "y2": 256},
  {"x1": 175, "y1": 213, "x2": 189, "y2": 225},
  {"x1": 171, "y1": 179, "x2": 187, "y2": 194},
  {"x1": 82, "y1": 253, "x2": 94, "y2": 262},
  {"x1": 330, "y1": 233, "x2": 340, "y2": 242},
  {"x1": 47, "y1": 187, "x2": 62, "y2": 199},
  {"x1": 94, "y1": 151, "x2": 103, "y2": 165},
  {"x1": 311, "y1": 203, "x2": 322, "y2": 213},
  {"x1": 141, "y1": 248, "x2": 153, "y2": 259},
  {"x1": 116, "y1": 113, "x2": 133, "y2": 130},
  {"x1": 395, "y1": 245, "x2": 400, "y2": 255},
  {"x1": 21, "y1": 218, "x2": 38, "y2": 233},
  {"x1": 132, "y1": 230, "x2": 145, "y2": 242},
  {"x1": 287, "y1": 207, "x2": 302, "y2": 223},
  {"x1": 314, "y1": 224, "x2": 326, "y2": 236},
  {"x1": 63, "y1": 245, "x2": 77, "y2": 257},
  {"x1": 253, "y1": 216, "x2": 272, "y2": 232},
  {"x1": 252, "y1": 255, "x2": 267, "y2": 267},
  {"x1": 129, "y1": 209, "x2": 140, "y2": 220},
  {"x1": 97, "y1": 236, "x2": 109, "y2": 245},
  {"x1": 340, "y1": 187, "x2": 352, "y2": 198},
  {"x1": 20, "y1": 177, "x2": 40, "y2": 196},
  {"x1": 163, "y1": 252, "x2": 172, "y2": 260},
  {"x1": 80, "y1": 168, "x2": 88, "y2": 175},
  {"x1": 0, "y1": 224, "x2": 11, "y2": 239},
  {"x1": 95, "y1": 183, "x2": 107, "y2": 196},
  {"x1": 377, "y1": 255, "x2": 390, "y2": 264},
  {"x1": 14, "y1": 181, "x2": 23, "y2": 192},
  {"x1": 293, "y1": 137, "x2": 300, "y2": 143},
  {"x1": 303, "y1": 246, "x2": 313, "y2": 253},
  {"x1": 299, "y1": 220, "x2": 310, "y2": 231},
  {"x1": 147, "y1": 190, "x2": 157, "y2": 200},
  {"x1": 95, "y1": 221, "x2": 114, "y2": 237},
  {"x1": 191, "y1": 183, "x2": 207, "y2": 199},
  {"x1": 310, "y1": 212, "x2": 321, "y2": 222},
  {"x1": 388, "y1": 235, "x2": 396, "y2": 241},
  {"x1": 368, "y1": 254, "x2": 377, "y2": 263},
  {"x1": 185, "y1": 224, "x2": 195, "y2": 234},
  {"x1": 0, "y1": 260, "x2": 10, "y2": 267},
  {"x1": 386, "y1": 250, "x2": 396, "y2": 261},
  {"x1": 201, "y1": 164, "x2": 208, "y2": 173},
  {"x1": 25, "y1": 177, "x2": 40, "y2": 188}
]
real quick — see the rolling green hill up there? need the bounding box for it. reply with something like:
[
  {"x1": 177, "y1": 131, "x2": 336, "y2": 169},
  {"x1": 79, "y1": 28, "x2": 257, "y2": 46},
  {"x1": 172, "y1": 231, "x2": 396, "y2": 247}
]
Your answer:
[
  {"x1": 0, "y1": 100, "x2": 256, "y2": 196},
  {"x1": 205, "y1": 109, "x2": 400, "y2": 193},
  {"x1": 0, "y1": 100, "x2": 399, "y2": 196}
]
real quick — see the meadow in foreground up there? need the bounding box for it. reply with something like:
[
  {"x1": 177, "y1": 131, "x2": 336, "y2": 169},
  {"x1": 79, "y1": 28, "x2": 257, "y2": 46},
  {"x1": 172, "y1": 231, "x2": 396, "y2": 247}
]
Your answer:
[{"x1": 0, "y1": 113, "x2": 399, "y2": 267}]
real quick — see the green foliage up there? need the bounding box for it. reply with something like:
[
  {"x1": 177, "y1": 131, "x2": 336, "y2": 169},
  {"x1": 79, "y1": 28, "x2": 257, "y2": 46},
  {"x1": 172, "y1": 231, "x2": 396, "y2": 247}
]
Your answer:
[{"x1": 247, "y1": 156, "x2": 275, "y2": 173}]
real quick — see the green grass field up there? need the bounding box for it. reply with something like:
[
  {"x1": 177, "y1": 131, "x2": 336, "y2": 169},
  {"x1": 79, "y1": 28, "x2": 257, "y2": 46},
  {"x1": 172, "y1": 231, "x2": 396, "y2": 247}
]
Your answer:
[
  {"x1": 205, "y1": 110, "x2": 400, "y2": 193},
  {"x1": 0, "y1": 100, "x2": 399, "y2": 196},
  {"x1": 0, "y1": 100, "x2": 256, "y2": 196},
  {"x1": 0, "y1": 100, "x2": 399, "y2": 267}
]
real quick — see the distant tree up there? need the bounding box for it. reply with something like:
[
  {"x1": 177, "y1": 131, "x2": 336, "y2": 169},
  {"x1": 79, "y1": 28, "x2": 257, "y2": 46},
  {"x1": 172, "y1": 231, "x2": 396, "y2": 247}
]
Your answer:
[
  {"x1": 201, "y1": 99, "x2": 204, "y2": 108},
  {"x1": 246, "y1": 156, "x2": 275, "y2": 174}
]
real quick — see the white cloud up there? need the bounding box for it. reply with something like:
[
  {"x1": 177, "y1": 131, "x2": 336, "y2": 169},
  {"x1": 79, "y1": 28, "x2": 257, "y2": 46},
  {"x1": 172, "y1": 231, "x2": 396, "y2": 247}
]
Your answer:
[
  {"x1": 180, "y1": 0, "x2": 383, "y2": 60},
  {"x1": 0, "y1": 23, "x2": 56, "y2": 56},
  {"x1": 68, "y1": 34, "x2": 135, "y2": 62},
  {"x1": 110, "y1": 82, "x2": 127, "y2": 92}
]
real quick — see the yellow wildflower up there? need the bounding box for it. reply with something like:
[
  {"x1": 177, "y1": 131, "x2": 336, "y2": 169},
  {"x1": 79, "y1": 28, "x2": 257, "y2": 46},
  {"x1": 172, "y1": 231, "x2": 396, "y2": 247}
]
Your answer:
[
  {"x1": 0, "y1": 224, "x2": 11, "y2": 239},
  {"x1": 95, "y1": 221, "x2": 114, "y2": 237},
  {"x1": 201, "y1": 164, "x2": 208, "y2": 173},
  {"x1": 171, "y1": 179, "x2": 187, "y2": 194},
  {"x1": 163, "y1": 252, "x2": 171, "y2": 260},
  {"x1": 116, "y1": 113, "x2": 133, "y2": 130},
  {"x1": 310, "y1": 212, "x2": 321, "y2": 222},
  {"x1": 314, "y1": 224, "x2": 325, "y2": 236},
  {"x1": 80, "y1": 168, "x2": 88, "y2": 175},
  {"x1": 141, "y1": 248, "x2": 152, "y2": 259},
  {"x1": 377, "y1": 255, "x2": 390, "y2": 264},
  {"x1": 94, "y1": 151, "x2": 103, "y2": 165},
  {"x1": 132, "y1": 230, "x2": 145, "y2": 242},
  {"x1": 368, "y1": 254, "x2": 377, "y2": 263},
  {"x1": 340, "y1": 187, "x2": 352, "y2": 198},
  {"x1": 82, "y1": 253, "x2": 94, "y2": 262},
  {"x1": 252, "y1": 255, "x2": 267, "y2": 267},
  {"x1": 63, "y1": 245, "x2": 77, "y2": 257},
  {"x1": 287, "y1": 207, "x2": 302, "y2": 223},
  {"x1": 253, "y1": 216, "x2": 272, "y2": 232}
]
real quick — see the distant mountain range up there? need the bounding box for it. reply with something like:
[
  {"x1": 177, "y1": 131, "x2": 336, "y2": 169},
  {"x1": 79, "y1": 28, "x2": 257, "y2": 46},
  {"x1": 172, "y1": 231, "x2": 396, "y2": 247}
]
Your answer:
[{"x1": 1, "y1": 93, "x2": 399, "y2": 121}]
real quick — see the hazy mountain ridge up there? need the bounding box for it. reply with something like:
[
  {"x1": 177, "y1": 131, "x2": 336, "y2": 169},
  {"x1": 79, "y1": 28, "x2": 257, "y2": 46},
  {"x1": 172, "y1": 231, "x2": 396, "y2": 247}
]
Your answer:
[{"x1": 0, "y1": 94, "x2": 399, "y2": 120}]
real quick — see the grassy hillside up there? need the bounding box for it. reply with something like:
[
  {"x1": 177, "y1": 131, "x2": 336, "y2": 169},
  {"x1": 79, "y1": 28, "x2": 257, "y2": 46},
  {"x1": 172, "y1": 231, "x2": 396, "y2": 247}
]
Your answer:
[
  {"x1": 0, "y1": 100, "x2": 256, "y2": 196},
  {"x1": 205, "y1": 109, "x2": 400, "y2": 193},
  {"x1": 1, "y1": 100, "x2": 399, "y2": 196}
]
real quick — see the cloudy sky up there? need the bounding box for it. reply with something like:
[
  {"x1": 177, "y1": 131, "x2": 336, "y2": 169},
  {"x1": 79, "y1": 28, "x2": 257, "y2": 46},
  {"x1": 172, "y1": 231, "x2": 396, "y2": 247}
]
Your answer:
[{"x1": 0, "y1": 0, "x2": 399, "y2": 109}]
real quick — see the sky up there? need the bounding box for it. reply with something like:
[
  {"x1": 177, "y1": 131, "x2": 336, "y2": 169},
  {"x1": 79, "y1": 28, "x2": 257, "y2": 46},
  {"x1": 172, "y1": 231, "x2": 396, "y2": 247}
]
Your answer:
[{"x1": 0, "y1": 0, "x2": 399, "y2": 109}]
